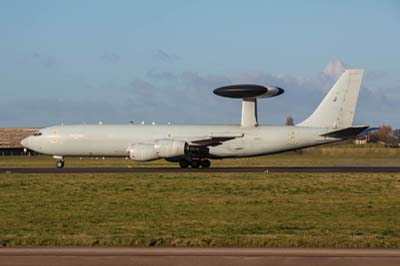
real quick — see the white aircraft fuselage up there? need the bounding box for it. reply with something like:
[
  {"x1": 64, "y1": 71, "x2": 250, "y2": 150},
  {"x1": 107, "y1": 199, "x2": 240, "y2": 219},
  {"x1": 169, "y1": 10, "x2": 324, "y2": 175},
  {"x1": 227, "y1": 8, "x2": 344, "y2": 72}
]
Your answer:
[
  {"x1": 21, "y1": 124, "x2": 334, "y2": 158},
  {"x1": 21, "y1": 69, "x2": 367, "y2": 168}
]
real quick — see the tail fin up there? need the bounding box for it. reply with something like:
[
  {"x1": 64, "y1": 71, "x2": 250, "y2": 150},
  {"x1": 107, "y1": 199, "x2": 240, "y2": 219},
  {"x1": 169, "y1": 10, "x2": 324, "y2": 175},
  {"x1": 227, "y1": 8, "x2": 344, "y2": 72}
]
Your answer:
[{"x1": 298, "y1": 69, "x2": 364, "y2": 128}]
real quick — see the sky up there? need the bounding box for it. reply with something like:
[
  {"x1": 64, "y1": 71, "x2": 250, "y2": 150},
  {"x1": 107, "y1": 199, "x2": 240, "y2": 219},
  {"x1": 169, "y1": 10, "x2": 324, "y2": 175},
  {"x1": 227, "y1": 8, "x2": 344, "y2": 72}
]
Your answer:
[{"x1": 0, "y1": 0, "x2": 399, "y2": 127}]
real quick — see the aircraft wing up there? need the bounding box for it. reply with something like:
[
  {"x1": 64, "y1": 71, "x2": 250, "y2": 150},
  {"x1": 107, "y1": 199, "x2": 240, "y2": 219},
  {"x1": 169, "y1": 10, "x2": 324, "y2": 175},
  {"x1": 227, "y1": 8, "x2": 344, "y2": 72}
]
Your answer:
[{"x1": 188, "y1": 133, "x2": 244, "y2": 147}]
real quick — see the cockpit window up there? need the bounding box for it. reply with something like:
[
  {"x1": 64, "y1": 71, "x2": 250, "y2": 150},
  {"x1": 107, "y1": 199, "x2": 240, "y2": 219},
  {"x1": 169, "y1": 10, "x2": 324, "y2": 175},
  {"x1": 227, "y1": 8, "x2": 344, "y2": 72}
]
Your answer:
[{"x1": 32, "y1": 131, "x2": 42, "y2": 136}]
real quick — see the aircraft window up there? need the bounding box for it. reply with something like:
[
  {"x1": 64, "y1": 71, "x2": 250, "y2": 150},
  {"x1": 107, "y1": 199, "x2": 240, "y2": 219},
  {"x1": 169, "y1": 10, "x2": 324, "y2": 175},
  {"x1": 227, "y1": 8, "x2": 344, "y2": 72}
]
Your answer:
[{"x1": 32, "y1": 132, "x2": 42, "y2": 136}]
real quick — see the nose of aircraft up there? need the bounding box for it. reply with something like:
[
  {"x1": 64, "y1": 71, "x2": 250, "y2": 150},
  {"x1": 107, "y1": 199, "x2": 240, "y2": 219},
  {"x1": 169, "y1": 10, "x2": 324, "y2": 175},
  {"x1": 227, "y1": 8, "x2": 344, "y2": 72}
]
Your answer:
[{"x1": 20, "y1": 137, "x2": 31, "y2": 148}]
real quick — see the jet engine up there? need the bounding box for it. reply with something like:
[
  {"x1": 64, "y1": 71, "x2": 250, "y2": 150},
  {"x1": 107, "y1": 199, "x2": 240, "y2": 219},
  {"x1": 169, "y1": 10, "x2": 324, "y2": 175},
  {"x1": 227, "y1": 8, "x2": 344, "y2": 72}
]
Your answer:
[
  {"x1": 154, "y1": 139, "x2": 187, "y2": 158},
  {"x1": 129, "y1": 140, "x2": 187, "y2": 161},
  {"x1": 129, "y1": 143, "x2": 159, "y2": 161}
]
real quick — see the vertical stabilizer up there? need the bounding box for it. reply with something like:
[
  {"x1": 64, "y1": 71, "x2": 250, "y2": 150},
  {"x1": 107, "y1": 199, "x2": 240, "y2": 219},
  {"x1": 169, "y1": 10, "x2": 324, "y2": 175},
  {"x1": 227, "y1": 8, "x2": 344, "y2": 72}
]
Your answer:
[{"x1": 298, "y1": 69, "x2": 364, "y2": 128}]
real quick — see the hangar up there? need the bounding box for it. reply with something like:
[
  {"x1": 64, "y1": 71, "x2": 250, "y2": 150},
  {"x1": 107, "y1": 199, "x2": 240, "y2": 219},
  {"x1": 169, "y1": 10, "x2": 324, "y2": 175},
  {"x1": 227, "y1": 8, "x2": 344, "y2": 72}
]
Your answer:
[{"x1": 0, "y1": 128, "x2": 40, "y2": 156}]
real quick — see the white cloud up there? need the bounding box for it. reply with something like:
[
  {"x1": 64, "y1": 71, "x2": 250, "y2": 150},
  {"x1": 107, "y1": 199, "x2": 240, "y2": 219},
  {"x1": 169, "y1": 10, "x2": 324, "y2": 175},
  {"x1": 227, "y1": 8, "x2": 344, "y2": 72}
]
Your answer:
[
  {"x1": 2, "y1": 61, "x2": 399, "y2": 127},
  {"x1": 123, "y1": 63, "x2": 399, "y2": 127},
  {"x1": 153, "y1": 49, "x2": 180, "y2": 62},
  {"x1": 321, "y1": 59, "x2": 347, "y2": 80}
]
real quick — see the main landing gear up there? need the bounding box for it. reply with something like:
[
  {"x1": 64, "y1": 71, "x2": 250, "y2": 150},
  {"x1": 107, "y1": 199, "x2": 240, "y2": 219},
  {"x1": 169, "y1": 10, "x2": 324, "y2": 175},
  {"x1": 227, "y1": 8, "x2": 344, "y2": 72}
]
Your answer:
[{"x1": 179, "y1": 159, "x2": 211, "y2": 169}]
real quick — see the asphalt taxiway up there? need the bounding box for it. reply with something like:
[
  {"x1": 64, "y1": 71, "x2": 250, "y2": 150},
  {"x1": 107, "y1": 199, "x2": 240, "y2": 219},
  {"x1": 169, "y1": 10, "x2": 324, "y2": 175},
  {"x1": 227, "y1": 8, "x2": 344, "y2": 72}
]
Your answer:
[
  {"x1": 1, "y1": 166, "x2": 400, "y2": 174},
  {"x1": 1, "y1": 248, "x2": 400, "y2": 266}
]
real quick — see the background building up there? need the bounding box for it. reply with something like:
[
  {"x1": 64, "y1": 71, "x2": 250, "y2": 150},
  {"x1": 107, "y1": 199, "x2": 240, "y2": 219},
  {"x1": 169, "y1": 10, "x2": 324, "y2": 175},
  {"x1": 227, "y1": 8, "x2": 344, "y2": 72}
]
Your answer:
[{"x1": 0, "y1": 128, "x2": 39, "y2": 156}]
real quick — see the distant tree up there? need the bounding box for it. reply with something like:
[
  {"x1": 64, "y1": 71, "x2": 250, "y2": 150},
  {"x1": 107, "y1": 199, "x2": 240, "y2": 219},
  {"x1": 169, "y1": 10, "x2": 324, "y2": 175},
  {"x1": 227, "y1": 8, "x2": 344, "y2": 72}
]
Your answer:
[
  {"x1": 393, "y1": 129, "x2": 400, "y2": 144},
  {"x1": 286, "y1": 116, "x2": 294, "y2": 126},
  {"x1": 372, "y1": 125, "x2": 393, "y2": 143}
]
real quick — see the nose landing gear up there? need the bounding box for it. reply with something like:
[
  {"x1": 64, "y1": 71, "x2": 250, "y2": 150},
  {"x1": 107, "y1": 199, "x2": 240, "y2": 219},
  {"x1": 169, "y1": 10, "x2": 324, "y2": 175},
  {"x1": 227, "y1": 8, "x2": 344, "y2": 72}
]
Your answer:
[
  {"x1": 56, "y1": 160, "x2": 64, "y2": 168},
  {"x1": 53, "y1": 155, "x2": 64, "y2": 168}
]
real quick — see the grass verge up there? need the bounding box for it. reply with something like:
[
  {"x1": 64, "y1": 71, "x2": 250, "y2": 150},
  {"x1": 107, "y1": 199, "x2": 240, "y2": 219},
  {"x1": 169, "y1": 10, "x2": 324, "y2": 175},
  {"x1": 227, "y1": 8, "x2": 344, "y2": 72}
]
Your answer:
[{"x1": 0, "y1": 172, "x2": 399, "y2": 247}]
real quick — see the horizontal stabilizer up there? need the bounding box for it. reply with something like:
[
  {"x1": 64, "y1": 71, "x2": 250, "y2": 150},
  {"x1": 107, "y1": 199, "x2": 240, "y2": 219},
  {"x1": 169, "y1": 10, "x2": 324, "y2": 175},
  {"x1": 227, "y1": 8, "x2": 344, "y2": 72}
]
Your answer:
[
  {"x1": 321, "y1": 125, "x2": 369, "y2": 139},
  {"x1": 358, "y1": 127, "x2": 378, "y2": 135}
]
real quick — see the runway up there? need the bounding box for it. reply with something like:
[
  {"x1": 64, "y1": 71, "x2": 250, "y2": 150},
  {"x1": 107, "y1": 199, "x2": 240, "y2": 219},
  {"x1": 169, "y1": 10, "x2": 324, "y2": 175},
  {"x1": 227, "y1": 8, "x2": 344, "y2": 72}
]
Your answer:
[
  {"x1": 1, "y1": 248, "x2": 400, "y2": 266},
  {"x1": 1, "y1": 166, "x2": 400, "y2": 174}
]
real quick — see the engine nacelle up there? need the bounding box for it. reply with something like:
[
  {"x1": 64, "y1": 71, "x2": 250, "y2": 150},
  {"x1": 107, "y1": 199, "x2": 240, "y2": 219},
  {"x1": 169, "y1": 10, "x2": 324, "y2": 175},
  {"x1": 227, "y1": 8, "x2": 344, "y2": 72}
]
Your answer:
[
  {"x1": 129, "y1": 143, "x2": 159, "y2": 161},
  {"x1": 154, "y1": 139, "x2": 187, "y2": 158},
  {"x1": 129, "y1": 140, "x2": 187, "y2": 161}
]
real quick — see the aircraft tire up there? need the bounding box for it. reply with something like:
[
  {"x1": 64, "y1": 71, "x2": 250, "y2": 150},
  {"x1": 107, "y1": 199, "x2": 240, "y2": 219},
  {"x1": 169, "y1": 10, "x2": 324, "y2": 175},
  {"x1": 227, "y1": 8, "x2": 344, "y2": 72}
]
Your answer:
[
  {"x1": 56, "y1": 160, "x2": 64, "y2": 169},
  {"x1": 179, "y1": 160, "x2": 190, "y2": 168},
  {"x1": 201, "y1": 159, "x2": 211, "y2": 168}
]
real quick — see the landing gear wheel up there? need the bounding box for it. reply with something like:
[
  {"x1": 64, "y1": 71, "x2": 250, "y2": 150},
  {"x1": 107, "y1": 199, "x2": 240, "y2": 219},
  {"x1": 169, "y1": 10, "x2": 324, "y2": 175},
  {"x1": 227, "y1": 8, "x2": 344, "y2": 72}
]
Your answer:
[
  {"x1": 190, "y1": 160, "x2": 200, "y2": 168},
  {"x1": 179, "y1": 160, "x2": 190, "y2": 168},
  {"x1": 201, "y1": 159, "x2": 211, "y2": 168},
  {"x1": 56, "y1": 160, "x2": 64, "y2": 169}
]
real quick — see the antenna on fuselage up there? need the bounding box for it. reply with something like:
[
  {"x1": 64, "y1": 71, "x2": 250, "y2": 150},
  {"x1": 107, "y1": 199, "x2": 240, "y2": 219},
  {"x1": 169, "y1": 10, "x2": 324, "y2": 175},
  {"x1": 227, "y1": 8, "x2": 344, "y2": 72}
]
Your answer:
[{"x1": 213, "y1": 85, "x2": 284, "y2": 127}]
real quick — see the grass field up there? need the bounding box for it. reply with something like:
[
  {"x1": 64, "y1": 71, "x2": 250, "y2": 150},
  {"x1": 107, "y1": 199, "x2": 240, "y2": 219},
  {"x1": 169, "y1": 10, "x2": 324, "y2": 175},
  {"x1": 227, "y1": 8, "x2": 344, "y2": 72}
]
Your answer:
[
  {"x1": 0, "y1": 144, "x2": 399, "y2": 248},
  {"x1": 0, "y1": 172, "x2": 399, "y2": 247}
]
